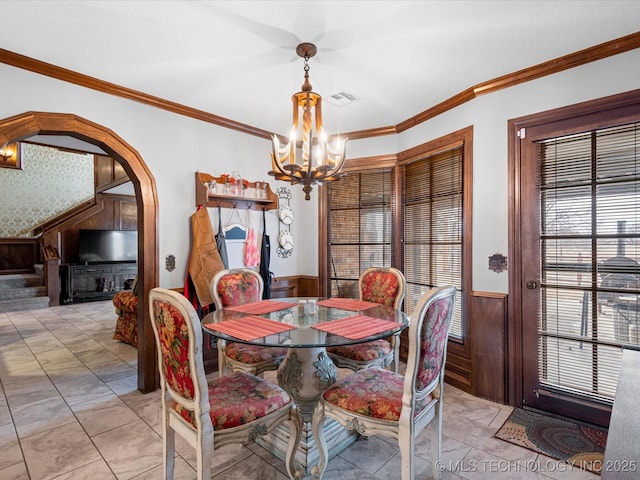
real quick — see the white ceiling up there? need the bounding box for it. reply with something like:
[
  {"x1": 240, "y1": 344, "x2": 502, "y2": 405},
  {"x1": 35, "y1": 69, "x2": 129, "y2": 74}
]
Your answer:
[{"x1": 1, "y1": 1, "x2": 639, "y2": 137}]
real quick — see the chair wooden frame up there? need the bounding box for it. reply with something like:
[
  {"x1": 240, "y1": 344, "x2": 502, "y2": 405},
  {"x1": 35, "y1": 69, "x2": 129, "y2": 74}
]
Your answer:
[
  {"x1": 312, "y1": 285, "x2": 457, "y2": 480},
  {"x1": 328, "y1": 267, "x2": 406, "y2": 372},
  {"x1": 149, "y1": 288, "x2": 302, "y2": 480},
  {"x1": 211, "y1": 268, "x2": 286, "y2": 376}
]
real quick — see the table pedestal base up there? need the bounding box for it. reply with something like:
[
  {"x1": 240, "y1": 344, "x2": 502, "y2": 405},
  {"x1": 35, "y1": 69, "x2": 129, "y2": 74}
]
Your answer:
[
  {"x1": 256, "y1": 419, "x2": 358, "y2": 476},
  {"x1": 256, "y1": 346, "x2": 359, "y2": 475}
]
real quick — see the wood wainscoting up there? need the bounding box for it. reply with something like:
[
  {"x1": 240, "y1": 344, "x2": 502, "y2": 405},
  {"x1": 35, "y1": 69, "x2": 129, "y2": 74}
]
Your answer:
[
  {"x1": 399, "y1": 290, "x2": 509, "y2": 405},
  {"x1": 469, "y1": 291, "x2": 508, "y2": 404},
  {"x1": 0, "y1": 237, "x2": 41, "y2": 274},
  {"x1": 270, "y1": 275, "x2": 319, "y2": 299}
]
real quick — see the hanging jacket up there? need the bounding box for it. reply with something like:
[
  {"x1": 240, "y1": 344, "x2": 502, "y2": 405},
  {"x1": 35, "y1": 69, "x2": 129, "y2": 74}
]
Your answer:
[
  {"x1": 215, "y1": 206, "x2": 229, "y2": 268},
  {"x1": 259, "y1": 209, "x2": 272, "y2": 299},
  {"x1": 188, "y1": 207, "x2": 224, "y2": 307}
]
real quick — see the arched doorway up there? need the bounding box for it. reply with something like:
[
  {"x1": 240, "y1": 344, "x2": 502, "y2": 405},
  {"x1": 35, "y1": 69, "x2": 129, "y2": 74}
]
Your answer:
[{"x1": 0, "y1": 111, "x2": 159, "y2": 393}]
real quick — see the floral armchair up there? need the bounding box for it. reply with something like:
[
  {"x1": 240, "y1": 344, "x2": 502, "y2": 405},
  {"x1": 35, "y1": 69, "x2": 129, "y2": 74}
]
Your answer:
[
  {"x1": 327, "y1": 267, "x2": 406, "y2": 372},
  {"x1": 148, "y1": 287, "x2": 302, "y2": 480},
  {"x1": 312, "y1": 285, "x2": 457, "y2": 480},
  {"x1": 211, "y1": 268, "x2": 287, "y2": 376},
  {"x1": 112, "y1": 280, "x2": 139, "y2": 347}
]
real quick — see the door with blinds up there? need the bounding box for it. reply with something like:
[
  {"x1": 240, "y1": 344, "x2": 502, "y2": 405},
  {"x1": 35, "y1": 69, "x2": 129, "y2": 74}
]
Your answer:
[{"x1": 519, "y1": 102, "x2": 640, "y2": 425}]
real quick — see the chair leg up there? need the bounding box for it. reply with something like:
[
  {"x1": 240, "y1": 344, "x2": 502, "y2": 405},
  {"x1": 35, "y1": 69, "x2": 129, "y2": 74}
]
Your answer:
[
  {"x1": 217, "y1": 340, "x2": 228, "y2": 376},
  {"x1": 431, "y1": 399, "x2": 443, "y2": 480},
  {"x1": 164, "y1": 417, "x2": 175, "y2": 479},
  {"x1": 198, "y1": 421, "x2": 214, "y2": 480},
  {"x1": 398, "y1": 426, "x2": 415, "y2": 480},
  {"x1": 285, "y1": 407, "x2": 303, "y2": 480},
  {"x1": 310, "y1": 405, "x2": 328, "y2": 479},
  {"x1": 390, "y1": 336, "x2": 400, "y2": 373}
]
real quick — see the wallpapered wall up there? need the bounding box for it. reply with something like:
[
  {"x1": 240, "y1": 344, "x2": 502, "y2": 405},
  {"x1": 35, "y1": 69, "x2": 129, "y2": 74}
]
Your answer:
[{"x1": 0, "y1": 143, "x2": 94, "y2": 237}]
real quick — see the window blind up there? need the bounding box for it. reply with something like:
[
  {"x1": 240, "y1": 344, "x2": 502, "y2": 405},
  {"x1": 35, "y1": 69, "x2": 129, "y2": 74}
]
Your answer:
[
  {"x1": 327, "y1": 169, "x2": 394, "y2": 300},
  {"x1": 538, "y1": 122, "x2": 640, "y2": 402},
  {"x1": 403, "y1": 147, "x2": 464, "y2": 338}
]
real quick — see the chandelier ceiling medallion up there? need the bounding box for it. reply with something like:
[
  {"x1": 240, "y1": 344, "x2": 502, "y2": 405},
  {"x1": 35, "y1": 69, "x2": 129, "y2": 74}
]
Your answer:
[{"x1": 269, "y1": 42, "x2": 348, "y2": 200}]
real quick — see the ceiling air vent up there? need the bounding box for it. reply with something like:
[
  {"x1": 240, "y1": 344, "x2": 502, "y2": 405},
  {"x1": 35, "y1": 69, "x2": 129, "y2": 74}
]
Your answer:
[{"x1": 326, "y1": 91, "x2": 357, "y2": 107}]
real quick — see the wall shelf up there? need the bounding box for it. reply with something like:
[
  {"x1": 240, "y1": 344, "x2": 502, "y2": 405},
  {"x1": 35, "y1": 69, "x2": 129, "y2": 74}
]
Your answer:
[{"x1": 195, "y1": 172, "x2": 278, "y2": 210}]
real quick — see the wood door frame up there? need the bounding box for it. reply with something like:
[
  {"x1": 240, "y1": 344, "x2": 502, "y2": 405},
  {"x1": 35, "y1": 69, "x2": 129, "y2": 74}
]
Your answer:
[
  {"x1": 0, "y1": 111, "x2": 159, "y2": 393},
  {"x1": 507, "y1": 89, "x2": 640, "y2": 410}
]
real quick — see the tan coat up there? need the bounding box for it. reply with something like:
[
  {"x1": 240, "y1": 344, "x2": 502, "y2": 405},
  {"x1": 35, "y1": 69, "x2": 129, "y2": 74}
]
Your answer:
[{"x1": 188, "y1": 207, "x2": 224, "y2": 306}]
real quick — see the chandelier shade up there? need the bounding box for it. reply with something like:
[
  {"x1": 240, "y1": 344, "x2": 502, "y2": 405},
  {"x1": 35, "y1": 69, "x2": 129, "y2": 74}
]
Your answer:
[{"x1": 269, "y1": 43, "x2": 347, "y2": 200}]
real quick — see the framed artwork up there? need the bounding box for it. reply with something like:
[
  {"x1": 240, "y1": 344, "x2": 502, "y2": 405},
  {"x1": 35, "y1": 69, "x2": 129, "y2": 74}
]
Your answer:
[{"x1": 0, "y1": 143, "x2": 22, "y2": 169}]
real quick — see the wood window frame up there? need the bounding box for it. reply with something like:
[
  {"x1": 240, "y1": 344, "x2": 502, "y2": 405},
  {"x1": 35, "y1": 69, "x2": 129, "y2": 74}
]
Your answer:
[
  {"x1": 319, "y1": 126, "x2": 473, "y2": 368},
  {"x1": 398, "y1": 126, "x2": 473, "y2": 362}
]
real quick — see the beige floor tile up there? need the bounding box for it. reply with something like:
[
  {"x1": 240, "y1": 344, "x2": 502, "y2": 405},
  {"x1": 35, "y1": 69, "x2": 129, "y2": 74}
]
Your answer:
[
  {"x1": 0, "y1": 423, "x2": 23, "y2": 471},
  {"x1": 11, "y1": 394, "x2": 76, "y2": 438},
  {"x1": 2, "y1": 373, "x2": 58, "y2": 407},
  {"x1": 50, "y1": 459, "x2": 117, "y2": 479},
  {"x1": 106, "y1": 374, "x2": 140, "y2": 397},
  {"x1": 335, "y1": 435, "x2": 399, "y2": 474},
  {"x1": 92, "y1": 418, "x2": 164, "y2": 479},
  {"x1": 34, "y1": 347, "x2": 84, "y2": 372},
  {"x1": 443, "y1": 411, "x2": 538, "y2": 463},
  {"x1": 176, "y1": 438, "x2": 254, "y2": 476},
  {"x1": 21, "y1": 331, "x2": 66, "y2": 353},
  {"x1": 48, "y1": 369, "x2": 115, "y2": 406},
  {"x1": 0, "y1": 353, "x2": 42, "y2": 378},
  {"x1": 130, "y1": 456, "x2": 196, "y2": 479},
  {"x1": 119, "y1": 389, "x2": 164, "y2": 433},
  {"x1": 21, "y1": 421, "x2": 102, "y2": 480},
  {"x1": 70, "y1": 394, "x2": 138, "y2": 436},
  {"x1": 0, "y1": 461, "x2": 29, "y2": 479},
  {"x1": 206, "y1": 453, "x2": 289, "y2": 480},
  {"x1": 0, "y1": 392, "x2": 11, "y2": 426},
  {"x1": 90, "y1": 358, "x2": 137, "y2": 383}
]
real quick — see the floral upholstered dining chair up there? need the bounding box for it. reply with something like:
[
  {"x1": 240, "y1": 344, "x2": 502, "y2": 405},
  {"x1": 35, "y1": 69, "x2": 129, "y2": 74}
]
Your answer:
[
  {"x1": 211, "y1": 268, "x2": 287, "y2": 376},
  {"x1": 312, "y1": 285, "x2": 457, "y2": 480},
  {"x1": 327, "y1": 267, "x2": 406, "y2": 372},
  {"x1": 148, "y1": 288, "x2": 302, "y2": 480}
]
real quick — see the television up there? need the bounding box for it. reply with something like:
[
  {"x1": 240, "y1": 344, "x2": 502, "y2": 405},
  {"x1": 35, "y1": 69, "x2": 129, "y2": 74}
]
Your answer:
[{"x1": 78, "y1": 229, "x2": 137, "y2": 264}]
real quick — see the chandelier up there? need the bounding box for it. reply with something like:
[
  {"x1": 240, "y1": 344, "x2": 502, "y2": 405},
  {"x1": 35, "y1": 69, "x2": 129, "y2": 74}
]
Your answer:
[{"x1": 269, "y1": 43, "x2": 347, "y2": 200}]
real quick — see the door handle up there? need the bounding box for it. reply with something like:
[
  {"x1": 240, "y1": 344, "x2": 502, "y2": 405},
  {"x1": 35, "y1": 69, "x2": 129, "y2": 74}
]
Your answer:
[{"x1": 526, "y1": 280, "x2": 538, "y2": 290}]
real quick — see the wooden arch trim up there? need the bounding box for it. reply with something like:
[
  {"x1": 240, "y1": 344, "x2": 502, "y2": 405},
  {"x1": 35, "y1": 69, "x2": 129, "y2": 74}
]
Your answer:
[{"x1": 0, "y1": 111, "x2": 159, "y2": 393}]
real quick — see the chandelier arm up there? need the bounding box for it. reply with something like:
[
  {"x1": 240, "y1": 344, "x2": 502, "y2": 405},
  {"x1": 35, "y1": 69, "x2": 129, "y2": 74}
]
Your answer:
[{"x1": 324, "y1": 139, "x2": 348, "y2": 176}]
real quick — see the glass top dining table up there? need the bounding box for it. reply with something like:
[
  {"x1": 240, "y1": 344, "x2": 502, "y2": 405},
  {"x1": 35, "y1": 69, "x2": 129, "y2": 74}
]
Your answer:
[
  {"x1": 201, "y1": 297, "x2": 409, "y2": 475},
  {"x1": 200, "y1": 297, "x2": 409, "y2": 348}
]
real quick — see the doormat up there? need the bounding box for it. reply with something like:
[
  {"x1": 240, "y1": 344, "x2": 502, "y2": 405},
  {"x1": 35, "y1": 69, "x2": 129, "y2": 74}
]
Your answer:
[{"x1": 494, "y1": 408, "x2": 607, "y2": 474}]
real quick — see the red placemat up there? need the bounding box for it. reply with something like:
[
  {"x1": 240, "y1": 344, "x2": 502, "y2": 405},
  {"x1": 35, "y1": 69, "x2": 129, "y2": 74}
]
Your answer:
[
  {"x1": 317, "y1": 298, "x2": 380, "y2": 311},
  {"x1": 225, "y1": 300, "x2": 297, "y2": 315},
  {"x1": 204, "y1": 316, "x2": 295, "y2": 341},
  {"x1": 312, "y1": 315, "x2": 403, "y2": 340}
]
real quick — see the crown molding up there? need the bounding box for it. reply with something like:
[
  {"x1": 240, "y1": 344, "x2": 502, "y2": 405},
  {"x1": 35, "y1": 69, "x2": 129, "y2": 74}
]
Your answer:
[{"x1": 1, "y1": 31, "x2": 639, "y2": 141}]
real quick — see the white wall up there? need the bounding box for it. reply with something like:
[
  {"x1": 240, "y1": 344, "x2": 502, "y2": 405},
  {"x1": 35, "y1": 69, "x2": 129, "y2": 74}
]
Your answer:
[
  {"x1": 2, "y1": 48, "x2": 639, "y2": 292},
  {"x1": 350, "y1": 48, "x2": 640, "y2": 294},
  {"x1": 0, "y1": 63, "x2": 312, "y2": 288}
]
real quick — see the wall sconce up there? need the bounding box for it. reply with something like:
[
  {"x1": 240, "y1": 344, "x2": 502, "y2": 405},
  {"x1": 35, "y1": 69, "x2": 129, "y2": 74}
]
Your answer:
[{"x1": 0, "y1": 143, "x2": 22, "y2": 169}]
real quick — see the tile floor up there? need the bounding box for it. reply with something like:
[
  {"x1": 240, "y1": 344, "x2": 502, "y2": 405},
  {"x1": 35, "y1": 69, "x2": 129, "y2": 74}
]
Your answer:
[{"x1": 0, "y1": 301, "x2": 599, "y2": 480}]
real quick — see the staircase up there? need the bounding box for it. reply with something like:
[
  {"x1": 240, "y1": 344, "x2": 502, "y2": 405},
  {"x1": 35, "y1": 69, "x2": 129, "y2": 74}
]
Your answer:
[{"x1": 0, "y1": 267, "x2": 51, "y2": 313}]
